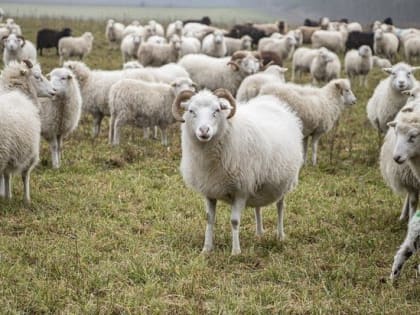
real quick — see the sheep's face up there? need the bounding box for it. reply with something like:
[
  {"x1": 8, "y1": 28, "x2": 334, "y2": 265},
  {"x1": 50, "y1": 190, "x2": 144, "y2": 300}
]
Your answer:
[
  {"x1": 183, "y1": 91, "x2": 232, "y2": 142},
  {"x1": 241, "y1": 36, "x2": 252, "y2": 50},
  {"x1": 175, "y1": 20, "x2": 183, "y2": 31},
  {"x1": 358, "y1": 45, "x2": 372, "y2": 58},
  {"x1": 285, "y1": 35, "x2": 297, "y2": 48},
  {"x1": 385, "y1": 63, "x2": 417, "y2": 92},
  {"x1": 63, "y1": 61, "x2": 90, "y2": 84},
  {"x1": 375, "y1": 29, "x2": 384, "y2": 40},
  {"x1": 4, "y1": 34, "x2": 23, "y2": 52},
  {"x1": 171, "y1": 35, "x2": 181, "y2": 50},
  {"x1": 48, "y1": 68, "x2": 74, "y2": 96},
  {"x1": 318, "y1": 48, "x2": 333, "y2": 64},
  {"x1": 238, "y1": 55, "x2": 260, "y2": 74},
  {"x1": 336, "y1": 80, "x2": 357, "y2": 106},
  {"x1": 132, "y1": 34, "x2": 141, "y2": 45},
  {"x1": 30, "y1": 64, "x2": 56, "y2": 97},
  {"x1": 389, "y1": 114, "x2": 420, "y2": 164},
  {"x1": 213, "y1": 31, "x2": 224, "y2": 45}
]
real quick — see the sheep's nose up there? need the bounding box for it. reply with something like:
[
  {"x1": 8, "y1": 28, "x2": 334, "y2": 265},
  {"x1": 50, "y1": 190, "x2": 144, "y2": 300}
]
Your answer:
[
  {"x1": 393, "y1": 155, "x2": 404, "y2": 164},
  {"x1": 199, "y1": 126, "x2": 210, "y2": 135}
]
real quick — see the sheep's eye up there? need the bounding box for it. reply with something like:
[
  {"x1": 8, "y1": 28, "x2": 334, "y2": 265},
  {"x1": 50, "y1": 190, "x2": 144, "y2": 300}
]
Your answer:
[
  {"x1": 188, "y1": 110, "x2": 195, "y2": 116},
  {"x1": 407, "y1": 73, "x2": 412, "y2": 77},
  {"x1": 409, "y1": 135, "x2": 417, "y2": 143},
  {"x1": 213, "y1": 109, "x2": 220, "y2": 117}
]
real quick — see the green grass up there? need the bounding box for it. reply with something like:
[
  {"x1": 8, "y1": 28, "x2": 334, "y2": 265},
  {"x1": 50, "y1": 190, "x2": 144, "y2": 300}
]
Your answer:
[{"x1": 1, "y1": 15, "x2": 420, "y2": 314}]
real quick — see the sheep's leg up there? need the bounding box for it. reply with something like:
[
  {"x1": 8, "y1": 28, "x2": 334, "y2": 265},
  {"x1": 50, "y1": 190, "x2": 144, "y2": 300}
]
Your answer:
[
  {"x1": 255, "y1": 207, "x2": 264, "y2": 237},
  {"x1": 112, "y1": 117, "x2": 122, "y2": 145},
  {"x1": 311, "y1": 133, "x2": 322, "y2": 166},
  {"x1": 143, "y1": 127, "x2": 150, "y2": 139},
  {"x1": 363, "y1": 75, "x2": 368, "y2": 88},
  {"x1": 50, "y1": 137, "x2": 59, "y2": 169},
  {"x1": 161, "y1": 128, "x2": 168, "y2": 146},
  {"x1": 92, "y1": 114, "x2": 104, "y2": 138},
  {"x1": 154, "y1": 126, "x2": 159, "y2": 139},
  {"x1": 22, "y1": 169, "x2": 31, "y2": 205},
  {"x1": 276, "y1": 198, "x2": 286, "y2": 240},
  {"x1": 303, "y1": 137, "x2": 309, "y2": 164},
  {"x1": 57, "y1": 135, "x2": 63, "y2": 168},
  {"x1": 4, "y1": 174, "x2": 11, "y2": 200},
  {"x1": 400, "y1": 194, "x2": 410, "y2": 221},
  {"x1": 408, "y1": 190, "x2": 419, "y2": 219},
  {"x1": 0, "y1": 174, "x2": 4, "y2": 197},
  {"x1": 202, "y1": 197, "x2": 217, "y2": 253},
  {"x1": 390, "y1": 212, "x2": 420, "y2": 281},
  {"x1": 231, "y1": 196, "x2": 247, "y2": 255},
  {"x1": 109, "y1": 115, "x2": 116, "y2": 145}
]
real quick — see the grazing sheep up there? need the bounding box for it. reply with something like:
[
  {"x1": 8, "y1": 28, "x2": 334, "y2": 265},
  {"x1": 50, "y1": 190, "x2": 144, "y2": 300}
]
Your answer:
[
  {"x1": 344, "y1": 45, "x2": 373, "y2": 87},
  {"x1": 374, "y1": 29, "x2": 399, "y2": 61},
  {"x1": 109, "y1": 77, "x2": 196, "y2": 146},
  {"x1": 122, "y1": 61, "x2": 143, "y2": 69},
  {"x1": 105, "y1": 19, "x2": 125, "y2": 48},
  {"x1": 167, "y1": 20, "x2": 183, "y2": 39},
  {"x1": 259, "y1": 78, "x2": 356, "y2": 165},
  {"x1": 224, "y1": 35, "x2": 252, "y2": 56},
  {"x1": 137, "y1": 34, "x2": 181, "y2": 66},
  {"x1": 310, "y1": 47, "x2": 341, "y2": 85},
  {"x1": 36, "y1": 28, "x2": 72, "y2": 56},
  {"x1": 2, "y1": 33, "x2": 37, "y2": 65},
  {"x1": 58, "y1": 32, "x2": 94, "y2": 65},
  {"x1": 172, "y1": 89, "x2": 303, "y2": 254},
  {"x1": 372, "y1": 56, "x2": 392, "y2": 68},
  {"x1": 120, "y1": 32, "x2": 142, "y2": 63},
  {"x1": 258, "y1": 34, "x2": 296, "y2": 65},
  {"x1": 345, "y1": 31, "x2": 374, "y2": 51},
  {"x1": 367, "y1": 63, "x2": 419, "y2": 134},
  {"x1": 178, "y1": 51, "x2": 261, "y2": 95},
  {"x1": 179, "y1": 36, "x2": 201, "y2": 56},
  {"x1": 236, "y1": 65, "x2": 287, "y2": 102},
  {"x1": 202, "y1": 30, "x2": 227, "y2": 57},
  {"x1": 404, "y1": 36, "x2": 420, "y2": 64},
  {"x1": 311, "y1": 30, "x2": 345, "y2": 52},
  {"x1": 0, "y1": 60, "x2": 55, "y2": 204},
  {"x1": 39, "y1": 67, "x2": 82, "y2": 169},
  {"x1": 292, "y1": 47, "x2": 319, "y2": 81}
]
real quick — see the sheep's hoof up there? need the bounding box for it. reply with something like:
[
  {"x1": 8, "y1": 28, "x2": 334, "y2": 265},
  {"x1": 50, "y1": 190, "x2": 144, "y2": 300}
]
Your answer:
[
  {"x1": 201, "y1": 245, "x2": 213, "y2": 254},
  {"x1": 277, "y1": 232, "x2": 286, "y2": 241},
  {"x1": 256, "y1": 229, "x2": 264, "y2": 238},
  {"x1": 231, "y1": 248, "x2": 241, "y2": 255}
]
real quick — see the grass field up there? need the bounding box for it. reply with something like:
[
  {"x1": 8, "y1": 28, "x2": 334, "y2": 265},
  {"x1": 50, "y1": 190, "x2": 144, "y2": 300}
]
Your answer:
[{"x1": 1, "y1": 13, "x2": 420, "y2": 314}]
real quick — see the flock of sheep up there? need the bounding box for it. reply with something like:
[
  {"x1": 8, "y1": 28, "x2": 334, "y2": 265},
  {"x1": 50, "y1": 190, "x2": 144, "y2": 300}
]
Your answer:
[{"x1": 2, "y1": 9, "x2": 420, "y2": 282}]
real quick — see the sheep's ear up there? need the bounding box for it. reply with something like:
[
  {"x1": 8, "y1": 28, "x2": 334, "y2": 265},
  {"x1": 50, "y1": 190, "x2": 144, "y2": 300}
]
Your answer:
[
  {"x1": 335, "y1": 82, "x2": 342, "y2": 91},
  {"x1": 387, "y1": 121, "x2": 397, "y2": 128},
  {"x1": 383, "y1": 67, "x2": 392, "y2": 74},
  {"x1": 67, "y1": 74, "x2": 72, "y2": 79}
]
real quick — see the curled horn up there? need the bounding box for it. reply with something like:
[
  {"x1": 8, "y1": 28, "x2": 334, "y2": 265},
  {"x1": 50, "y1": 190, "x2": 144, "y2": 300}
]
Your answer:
[
  {"x1": 17, "y1": 35, "x2": 26, "y2": 47},
  {"x1": 1, "y1": 35, "x2": 8, "y2": 42},
  {"x1": 172, "y1": 90, "x2": 194, "y2": 123},
  {"x1": 214, "y1": 88, "x2": 236, "y2": 119},
  {"x1": 22, "y1": 59, "x2": 33, "y2": 69},
  {"x1": 227, "y1": 51, "x2": 249, "y2": 71}
]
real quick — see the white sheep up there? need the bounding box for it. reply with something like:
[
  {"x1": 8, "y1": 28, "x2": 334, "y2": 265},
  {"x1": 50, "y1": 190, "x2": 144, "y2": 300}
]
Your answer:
[
  {"x1": 105, "y1": 19, "x2": 125, "y2": 48},
  {"x1": 224, "y1": 35, "x2": 252, "y2": 56},
  {"x1": 2, "y1": 33, "x2": 37, "y2": 65},
  {"x1": 0, "y1": 60, "x2": 54, "y2": 204},
  {"x1": 122, "y1": 24, "x2": 144, "y2": 38},
  {"x1": 120, "y1": 32, "x2": 142, "y2": 63},
  {"x1": 344, "y1": 45, "x2": 373, "y2": 87},
  {"x1": 372, "y1": 56, "x2": 392, "y2": 69},
  {"x1": 404, "y1": 35, "x2": 420, "y2": 64},
  {"x1": 291, "y1": 47, "x2": 319, "y2": 81},
  {"x1": 137, "y1": 34, "x2": 181, "y2": 67},
  {"x1": 5, "y1": 18, "x2": 21, "y2": 36},
  {"x1": 236, "y1": 65, "x2": 287, "y2": 102},
  {"x1": 259, "y1": 78, "x2": 357, "y2": 165},
  {"x1": 310, "y1": 47, "x2": 341, "y2": 85},
  {"x1": 178, "y1": 51, "x2": 261, "y2": 95},
  {"x1": 374, "y1": 29, "x2": 399, "y2": 61},
  {"x1": 367, "y1": 63, "x2": 419, "y2": 134},
  {"x1": 171, "y1": 89, "x2": 303, "y2": 254},
  {"x1": 166, "y1": 20, "x2": 183, "y2": 39},
  {"x1": 258, "y1": 34, "x2": 296, "y2": 65},
  {"x1": 311, "y1": 30, "x2": 344, "y2": 52},
  {"x1": 201, "y1": 30, "x2": 227, "y2": 57},
  {"x1": 147, "y1": 20, "x2": 164, "y2": 37},
  {"x1": 122, "y1": 61, "x2": 143, "y2": 69},
  {"x1": 58, "y1": 32, "x2": 94, "y2": 65},
  {"x1": 179, "y1": 36, "x2": 201, "y2": 56},
  {"x1": 39, "y1": 67, "x2": 82, "y2": 169},
  {"x1": 109, "y1": 77, "x2": 196, "y2": 146},
  {"x1": 347, "y1": 22, "x2": 363, "y2": 33}
]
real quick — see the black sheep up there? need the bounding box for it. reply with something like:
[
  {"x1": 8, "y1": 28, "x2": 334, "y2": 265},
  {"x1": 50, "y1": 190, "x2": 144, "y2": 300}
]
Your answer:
[
  {"x1": 182, "y1": 16, "x2": 211, "y2": 26},
  {"x1": 304, "y1": 18, "x2": 320, "y2": 27},
  {"x1": 226, "y1": 24, "x2": 266, "y2": 46},
  {"x1": 345, "y1": 31, "x2": 374, "y2": 51},
  {"x1": 36, "y1": 28, "x2": 72, "y2": 56}
]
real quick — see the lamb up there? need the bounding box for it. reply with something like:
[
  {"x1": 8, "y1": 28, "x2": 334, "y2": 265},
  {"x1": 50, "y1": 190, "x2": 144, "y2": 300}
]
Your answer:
[
  {"x1": 311, "y1": 30, "x2": 345, "y2": 52},
  {"x1": 224, "y1": 35, "x2": 252, "y2": 56},
  {"x1": 258, "y1": 34, "x2": 296, "y2": 65},
  {"x1": 344, "y1": 45, "x2": 373, "y2": 87},
  {"x1": 178, "y1": 51, "x2": 261, "y2": 95},
  {"x1": 109, "y1": 77, "x2": 196, "y2": 146},
  {"x1": 137, "y1": 34, "x2": 181, "y2": 67},
  {"x1": 122, "y1": 61, "x2": 143, "y2": 69},
  {"x1": 120, "y1": 32, "x2": 142, "y2": 62},
  {"x1": 36, "y1": 27, "x2": 72, "y2": 56},
  {"x1": 2, "y1": 33, "x2": 37, "y2": 65},
  {"x1": 39, "y1": 67, "x2": 82, "y2": 169},
  {"x1": 171, "y1": 88, "x2": 303, "y2": 254},
  {"x1": 201, "y1": 30, "x2": 227, "y2": 57},
  {"x1": 372, "y1": 56, "x2": 392, "y2": 68},
  {"x1": 166, "y1": 20, "x2": 183, "y2": 39},
  {"x1": 291, "y1": 47, "x2": 319, "y2": 81},
  {"x1": 404, "y1": 36, "x2": 420, "y2": 64},
  {"x1": 105, "y1": 19, "x2": 125, "y2": 48},
  {"x1": 310, "y1": 47, "x2": 341, "y2": 85},
  {"x1": 259, "y1": 78, "x2": 357, "y2": 165},
  {"x1": 58, "y1": 32, "x2": 94, "y2": 65},
  {"x1": 236, "y1": 65, "x2": 287, "y2": 102},
  {"x1": 366, "y1": 63, "x2": 419, "y2": 134},
  {"x1": 179, "y1": 36, "x2": 201, "y2": 56},
  {"x1": 374, "y1": 29, "x2": 399, "y2": 61},
  {"x1": 0, "y1": 60, "x2": 55, "y2": 204}
]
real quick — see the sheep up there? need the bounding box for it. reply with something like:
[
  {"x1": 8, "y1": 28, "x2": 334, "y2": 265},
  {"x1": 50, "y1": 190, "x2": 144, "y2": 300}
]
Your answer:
[
  {"x1": 137, "y1": 34, "x2": 181, "y2": 67},
  {"x1": 39, "y1": 67, "x2": 82, "y2": 169},
  {"x1": 36, "y1": 27, "x2": 72, "y2": 56},
  {"x1": 122, "y1": 24, "x2": 144, "y2": 38},
  {"x1": 0, "y1": 60, "x2": 55, "y2": 204},
  {"x1": 345, "y1": 31, "x2": 374, "y2": 51},
  {"x1": 304, "y1": 18, "x2": 320, "y2": 27},
  {"x1": 291, "y1": 47, "x2": 319, "y2": 81},
  {"x1": 166, "y1": 20, "x2": 183, "y2": 39},
  {"x1": 344, "y1": 45, "x2": 373, "y2": 87},
  {"x1": 122, "y1": 61, "x2": 143, "y2": 69},
  {"x1": 120, "y1": 32, "x2": 142, "y2": 62},
  {"x1": 5, "y1": 18, "x2": 21, "y2": 36},
  {"x1": 311, "y1": 30, "x2": 345, "y2": 52},
  {"x1": 258, "y1": 34, "x2": 296, "y2": 65},
  {"x1": 288, "y1": 29, "x2": 303, "y2": 47},
  {"x1": 366, "y1": 63, "x2": 419, "y2": 134},
  {"x1": 226, "y1": 24, "x2": 266, "y2": 46},
  {"x1": 372, "y1": 56, "x2": 392, "y2": 68},
  {"x1": 201, "y1": 30, "x2": 227, "y2": 57},
  {"x1": 236, "y1": 65, "x2": 287, "y2": 102},
  {"x1": 374, "y1": 29, "x2": 399, "y2": 61},
  {"x1": 179, "y1": 36, "x2": 201, "y2": 56},
  {"x1": 147, "y1": 35, "x2": 167, "y2": 44},
  {"x1": 259, "y1": 78, "x2": 356, "y2": 165},
  {"x1": 404, "y1": 36, "x2": 420, "y2": 64},
  {"x1": 2, "y1": 34, "x2": 37, "y2": 65},
  {"x1": 109, "y1": 77, "x2": 196, "y2": 146},
  {"x1": 126, "y1": 63, "x2": 189, "y2": 84},
  {"x1": 253, "y1": 21, "x2": 288, "y2": 36},
  {"x1": 58, "y1": 32, "x2": 94, "y2": 65},
  {"x1": 171, "y1": 88, "x2": 303, "y2": 254},
  {"x1": 298, "y1": 26, "x2": 320, "y2": 44},
  {"x1": 182, "y1": 23, "x2": 215, "y2": 39},
  {"x1": 224, "y1": 35, "x2": 252, "y2": 56},
  {"x1": 147, "y1": 20, "x2": 164, "y2": 37},
  {"x1": 310, "y1": 47, "x2": 341, "y2": 85},
  {"x1": 183, "y1": 16, "x2": 211, "y2": 26},
  {"x1": 178, "y1": 51, "x2": 261, "y2": 95},
  {"x1": 105, "y1": 19, "x2": 125, "y2": 48},
  {"x1": 347, "y1": 22, "x2": 363, "y2": 33}
]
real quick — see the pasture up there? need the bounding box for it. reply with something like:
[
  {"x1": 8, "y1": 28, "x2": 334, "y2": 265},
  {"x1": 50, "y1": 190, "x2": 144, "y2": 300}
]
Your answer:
[{"x1": 0, "y1": 10, "x2": 420, "y2": 314}]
